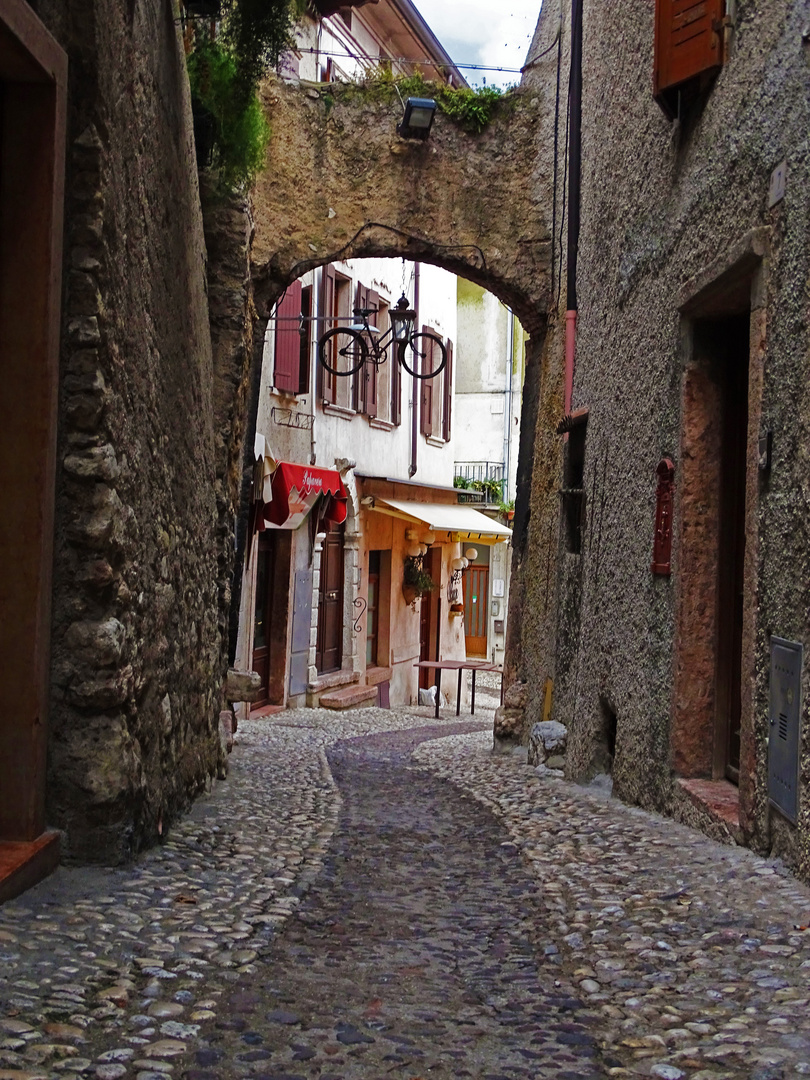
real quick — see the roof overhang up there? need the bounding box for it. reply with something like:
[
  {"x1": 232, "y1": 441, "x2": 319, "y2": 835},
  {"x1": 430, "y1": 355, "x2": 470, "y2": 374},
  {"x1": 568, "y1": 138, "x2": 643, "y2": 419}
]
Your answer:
[{"x1": 370, "y1": 497, "x2": 511, "y2": 544}]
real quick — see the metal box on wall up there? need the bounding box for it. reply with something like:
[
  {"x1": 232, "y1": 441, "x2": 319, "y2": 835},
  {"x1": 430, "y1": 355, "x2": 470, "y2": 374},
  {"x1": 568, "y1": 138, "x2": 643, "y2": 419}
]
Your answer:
[{"x1": 768, "y1": 637, "x2": 803, "y2": 824}]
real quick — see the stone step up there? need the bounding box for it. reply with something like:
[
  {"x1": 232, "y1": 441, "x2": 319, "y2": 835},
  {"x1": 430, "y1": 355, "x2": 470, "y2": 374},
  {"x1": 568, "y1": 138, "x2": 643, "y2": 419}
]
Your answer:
[{"x1": 319, "y1": 684, "x2": 378, "y2": 710}]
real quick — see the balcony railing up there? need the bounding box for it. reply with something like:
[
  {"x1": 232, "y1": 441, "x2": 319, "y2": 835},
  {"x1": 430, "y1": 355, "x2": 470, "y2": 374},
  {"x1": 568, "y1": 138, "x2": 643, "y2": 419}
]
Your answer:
[
  {"x1": 453, "y1": 461, "x2": 505, "y2": 484},
  {"x1": 454, "y1": 461, "x2": 506, "y2": 505}
]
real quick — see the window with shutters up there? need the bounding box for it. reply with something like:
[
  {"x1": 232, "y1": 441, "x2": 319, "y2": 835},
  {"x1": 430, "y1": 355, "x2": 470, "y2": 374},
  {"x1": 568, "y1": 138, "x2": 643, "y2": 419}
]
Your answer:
[
  {"x1": 317, "y1": 266, "x2": 352, "y2": 408},
  {"x1": 390, "y1": 301, "x2": 402, "y2": 426},
  {"x1": 442, "y1": 339, "x2": 453, "y2": 442},
  {"x1": 419, "y1": 326, "x2": 448, "y2": 440},
  {"x1": 353, "y1": 282, "x2": 378, "y2": 418},
  {"x1": 654, "y1": 0, "x2": 726, "y2": 117},
  {"x1": 273, "y1": 280, "x2": 303, "y2": 394},
  {"x1": 299, "y1": 286, "x2": 311, "y2": 396}
]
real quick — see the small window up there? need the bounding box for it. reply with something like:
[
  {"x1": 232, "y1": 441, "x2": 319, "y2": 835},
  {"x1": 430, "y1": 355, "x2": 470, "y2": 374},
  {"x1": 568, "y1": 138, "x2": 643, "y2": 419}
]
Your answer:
[
  {"x1": 654, "y1": 0, "x2": 726, "y2": 118},
  {"x1": 561, "y1": 420, "x2": 587, "y2": 554}
]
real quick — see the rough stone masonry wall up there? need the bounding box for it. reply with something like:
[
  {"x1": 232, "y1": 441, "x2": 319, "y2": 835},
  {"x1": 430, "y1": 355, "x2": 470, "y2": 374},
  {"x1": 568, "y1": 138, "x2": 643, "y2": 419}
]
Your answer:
[
  {"x1": 524, "y1": 0, "x2": 810, "y2": 878},
  {"x1": 32, "y1": 0, "x2": 226, "y2": 862}
]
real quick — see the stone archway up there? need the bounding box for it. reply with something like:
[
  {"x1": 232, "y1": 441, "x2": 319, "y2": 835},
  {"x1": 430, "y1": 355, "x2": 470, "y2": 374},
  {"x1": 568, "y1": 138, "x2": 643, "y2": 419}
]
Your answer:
[
  {"x1": 250, "y1": 78, "x2": 553, "y2": 332},
  {"x1": 220, "y1": 79, "x2": 558, "y2": 704}
]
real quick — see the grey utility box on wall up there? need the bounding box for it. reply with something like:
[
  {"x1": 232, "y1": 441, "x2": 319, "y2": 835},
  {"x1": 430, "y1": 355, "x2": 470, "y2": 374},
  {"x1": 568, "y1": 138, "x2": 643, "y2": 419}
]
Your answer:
[{"x1": 768, "y1": 637, "x2": 803, "y2": 824}]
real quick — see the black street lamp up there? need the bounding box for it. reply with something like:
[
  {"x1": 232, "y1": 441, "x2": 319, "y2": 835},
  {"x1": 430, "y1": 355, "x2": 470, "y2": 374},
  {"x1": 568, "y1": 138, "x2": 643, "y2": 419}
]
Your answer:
[
  {"x1": 397, "y1": 97, "x2": 437, "y2": 140},
  {"x1": 390, "y1": 294, "x2": 416, "y2": 342}
]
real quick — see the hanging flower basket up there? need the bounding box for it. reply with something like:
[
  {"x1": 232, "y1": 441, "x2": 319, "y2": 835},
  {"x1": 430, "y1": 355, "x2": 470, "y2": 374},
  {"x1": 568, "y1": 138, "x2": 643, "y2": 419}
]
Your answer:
[{"x1": 449, "y1": 602, "x2": 464, "y2": 616}]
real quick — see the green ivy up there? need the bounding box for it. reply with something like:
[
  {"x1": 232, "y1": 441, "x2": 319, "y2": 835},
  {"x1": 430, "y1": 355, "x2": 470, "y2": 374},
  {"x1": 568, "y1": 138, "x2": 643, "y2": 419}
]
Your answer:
[
  {"x1": 188, "y1": 35, "x2": 271, "y2": 188},
  {"x1": 187, "y1": 0, "x2": 303, "y2": 188},
  {"x1": 348, "y1": 70, "x2": 511, "y2": 134}
]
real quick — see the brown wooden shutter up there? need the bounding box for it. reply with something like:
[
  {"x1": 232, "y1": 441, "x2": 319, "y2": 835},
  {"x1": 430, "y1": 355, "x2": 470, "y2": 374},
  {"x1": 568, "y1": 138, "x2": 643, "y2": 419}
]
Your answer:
[
  {"x1": 419, "y1": 324, "x2": 432, "y2": 436},
  {"x1": 391, "y1": 325, "x2": 401, "y2": 426},
  {"x1": 274, "y1": 280, "x2": 302, "y2": 393},
  {"x1": 442, "y1": 338, "x2": 453, "y2": 441},
  {"x1": 364, "y1": 289, "x2": 379, "y2": 418},
  {"x1": 353, "y1": 283, "x2": 367, "y2": 411},
  {"x1": 317, "y1": 264, "x2": 336, "y2": 402},
  {"x1": 654, "y1": 0, "x2": 725, "y2": 98}
]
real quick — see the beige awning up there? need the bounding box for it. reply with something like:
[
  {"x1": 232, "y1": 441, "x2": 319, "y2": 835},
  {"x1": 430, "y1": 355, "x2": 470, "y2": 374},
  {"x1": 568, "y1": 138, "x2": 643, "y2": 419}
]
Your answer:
[{"x1": 371, "y1": 497, "x2": 512, "y2": 544}]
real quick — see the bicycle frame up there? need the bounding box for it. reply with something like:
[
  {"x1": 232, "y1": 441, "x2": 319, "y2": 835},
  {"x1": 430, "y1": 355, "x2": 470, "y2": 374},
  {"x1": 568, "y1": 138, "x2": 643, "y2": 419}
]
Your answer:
[{"x1": 348, "y1": 313, "x2": 394, "y2": 366}]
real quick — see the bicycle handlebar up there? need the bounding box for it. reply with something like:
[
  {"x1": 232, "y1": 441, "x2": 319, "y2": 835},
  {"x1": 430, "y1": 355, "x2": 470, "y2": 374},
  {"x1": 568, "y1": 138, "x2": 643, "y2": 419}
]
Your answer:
[{"x1": 352, "y1": 306, "x2": 378, "y2": 317}]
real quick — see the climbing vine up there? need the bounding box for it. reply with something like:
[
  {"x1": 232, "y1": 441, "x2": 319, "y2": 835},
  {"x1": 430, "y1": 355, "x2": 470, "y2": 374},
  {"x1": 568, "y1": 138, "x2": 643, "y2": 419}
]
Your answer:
[
  {"x1": 186, "y1": 0, "x2": 304, "y2": 188},
  {"x1": 338, "y1": 70, "x2": 512, "y2": 134}
]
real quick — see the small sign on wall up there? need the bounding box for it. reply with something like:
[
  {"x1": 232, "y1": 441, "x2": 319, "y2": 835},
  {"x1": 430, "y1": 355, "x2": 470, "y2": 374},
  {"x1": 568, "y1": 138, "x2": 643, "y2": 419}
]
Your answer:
[{"x1": 492, "y1": 578, "x2": 505, "y2": 597}]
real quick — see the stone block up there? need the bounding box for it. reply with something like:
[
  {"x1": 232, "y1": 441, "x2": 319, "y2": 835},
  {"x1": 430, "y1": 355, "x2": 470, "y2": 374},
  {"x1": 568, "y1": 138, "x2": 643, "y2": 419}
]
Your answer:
[
  {"x1": 225, "y1": 668, "x2": 262, "y2": 703},
  {"x1": 64, "y1": 618, "x2": 125, "y2": 667},
  {"x1": 503, "y1": 681, "x2": 528, "y2": 709},
  {"x1": 219, "y1": 710, "x2": 234, "y2": 753},
  {"x1": 494, "y1": 706, "x2": 524, "y2": 740},
  {"x1": 528, "y1": 721, "x2": 568, "y2": 766}
]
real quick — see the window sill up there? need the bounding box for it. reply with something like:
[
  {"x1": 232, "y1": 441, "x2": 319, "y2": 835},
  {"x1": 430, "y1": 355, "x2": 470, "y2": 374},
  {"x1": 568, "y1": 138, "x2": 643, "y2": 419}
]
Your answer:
[
  {"x1": 272, "y1": 387, "x2": 307, "y2": 400},
  {"x1": 368, "y1": 417, "x2": 395, "y2": 431},
  {"x1": 425, "y1": 435, "x2": 446, "y2": 448},
  {"x1": 322, "y1": 401, "x2": 356, "y2": 420}
]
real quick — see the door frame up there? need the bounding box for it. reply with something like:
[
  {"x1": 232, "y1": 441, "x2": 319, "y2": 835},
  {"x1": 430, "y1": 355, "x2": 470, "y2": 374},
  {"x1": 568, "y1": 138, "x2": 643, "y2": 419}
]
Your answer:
[
  {"x1": 316, "y1": 519, "x2": 345, "y2": 674},
  {"x1": 0, "y1": 0, "x2": 66, "y2": 844},
  {"x1": 671, "y1": 231, "x2": 768, "y2": 811}
]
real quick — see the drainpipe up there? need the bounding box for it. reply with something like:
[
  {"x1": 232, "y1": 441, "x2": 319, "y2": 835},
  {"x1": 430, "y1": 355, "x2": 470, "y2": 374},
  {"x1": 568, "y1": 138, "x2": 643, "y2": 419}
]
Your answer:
[
  {"x1": 310, "y1": 270, "x2": 318, "y2": 466},
  {"x1": 565, "y1": 0, "x2": 584, "y2": 416},
  {"x1": 409, "y1": 263, "x2": 421, "y2": 477}
]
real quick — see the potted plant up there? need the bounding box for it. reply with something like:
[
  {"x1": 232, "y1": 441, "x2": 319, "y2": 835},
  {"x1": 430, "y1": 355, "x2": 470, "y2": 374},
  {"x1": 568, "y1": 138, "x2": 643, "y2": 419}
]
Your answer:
[
  {"x1": 498, "y1": 497, "x2": 515, "y2": 523},
  {"x1": 402, "y1": 556, "x2": 435, "y2": 605}
]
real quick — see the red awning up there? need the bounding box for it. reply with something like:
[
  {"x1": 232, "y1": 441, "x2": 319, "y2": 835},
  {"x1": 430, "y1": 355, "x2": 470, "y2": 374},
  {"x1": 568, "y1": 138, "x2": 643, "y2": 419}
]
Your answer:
[{"x1": 264, "y1": 462, "x2": 348, "y2": 530}]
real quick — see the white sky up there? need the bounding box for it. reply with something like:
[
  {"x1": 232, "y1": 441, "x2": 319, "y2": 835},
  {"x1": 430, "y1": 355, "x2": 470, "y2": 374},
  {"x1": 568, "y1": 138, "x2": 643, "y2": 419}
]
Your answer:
[{"x1": 410, "y1": 0, "x2": 542, "y2": 88}]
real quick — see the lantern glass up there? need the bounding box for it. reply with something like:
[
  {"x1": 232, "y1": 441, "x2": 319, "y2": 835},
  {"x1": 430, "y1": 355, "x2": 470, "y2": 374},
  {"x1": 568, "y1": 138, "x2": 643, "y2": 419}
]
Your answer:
[{"x1": 390, "y1": 297, "x2": 416, "y2": 342}]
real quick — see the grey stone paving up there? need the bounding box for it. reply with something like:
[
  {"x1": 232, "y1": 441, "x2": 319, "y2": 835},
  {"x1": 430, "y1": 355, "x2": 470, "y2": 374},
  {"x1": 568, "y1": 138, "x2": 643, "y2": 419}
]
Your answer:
[{"x1": 1, "y1": 705, "x2": 809, "y2": 1080}]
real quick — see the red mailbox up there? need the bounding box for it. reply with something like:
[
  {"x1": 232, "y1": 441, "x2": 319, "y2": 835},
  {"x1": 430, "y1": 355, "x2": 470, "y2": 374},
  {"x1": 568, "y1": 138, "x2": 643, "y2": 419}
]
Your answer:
[{"x1": 651, "y1": 458, "x2": 675, "y2": 575}]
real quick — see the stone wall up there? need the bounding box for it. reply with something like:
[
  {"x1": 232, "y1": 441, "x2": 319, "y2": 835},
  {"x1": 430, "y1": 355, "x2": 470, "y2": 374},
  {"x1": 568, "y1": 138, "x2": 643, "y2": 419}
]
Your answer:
[
  {"x1": 522, "y1": 0, "x2": 810, "y2": 879},
  {"x1": 32, "y1": 0, "x2": 227, "y2": 862}
]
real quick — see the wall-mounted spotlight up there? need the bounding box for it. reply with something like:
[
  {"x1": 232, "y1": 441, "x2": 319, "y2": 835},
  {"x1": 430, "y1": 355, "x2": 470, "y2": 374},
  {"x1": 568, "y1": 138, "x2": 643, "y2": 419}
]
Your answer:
[{"x1": 397, "y1": 97, "x2": 437, "y2": 140}]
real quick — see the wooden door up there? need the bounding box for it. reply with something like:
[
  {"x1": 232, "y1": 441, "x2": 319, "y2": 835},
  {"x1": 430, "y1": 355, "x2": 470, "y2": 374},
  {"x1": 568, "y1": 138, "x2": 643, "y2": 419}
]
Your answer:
[
  {"x1": 251, "y1": 536, "x2": 274, "y2": 709},
  {"x1": 366, "y1": 550, "x2": 380, "y2": 666},
  {"x1": 418, "y1": 548, "x2": 441, "y2": 689},
  {"x1": 716, "y1": 316, "x2": 749, "y2": 782},
  {"x1": 316, "y1": 520, "x2": 344, "y2": 674},
  {"x1": 463, "y1": 565, "x2": 489, "y2": 657}
]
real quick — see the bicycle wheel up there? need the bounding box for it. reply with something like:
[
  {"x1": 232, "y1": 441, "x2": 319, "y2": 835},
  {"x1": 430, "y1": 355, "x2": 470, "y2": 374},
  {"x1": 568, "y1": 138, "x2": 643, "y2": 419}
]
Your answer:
[
  {"x1": 399, "y1": 332, "x2": 447, "y2": 379},
  {"x1": 319, "y1": 328, "x2": 368, "y2": 377}
]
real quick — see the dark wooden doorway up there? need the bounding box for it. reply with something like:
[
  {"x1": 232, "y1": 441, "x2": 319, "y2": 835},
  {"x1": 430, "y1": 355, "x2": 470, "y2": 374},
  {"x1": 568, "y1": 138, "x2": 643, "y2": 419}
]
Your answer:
[
  {"x1": 418, "y1": 547, "x2": 441, "y2": 690},
  {"x1": 366, "y1": 550, "x2": 380, "y2": 666},
  {"x1": 251, "y1": 535, "x2": 275, "y2": 709},
  {"x1": 715, "y1": 314, "x2": 749, "y2": 783},
  {"x1": 0, "y1": 2, "x2": 66, "y2": 899},
  {"x1": 316, "y1": 520, "x2": 344, "y2": 674}
]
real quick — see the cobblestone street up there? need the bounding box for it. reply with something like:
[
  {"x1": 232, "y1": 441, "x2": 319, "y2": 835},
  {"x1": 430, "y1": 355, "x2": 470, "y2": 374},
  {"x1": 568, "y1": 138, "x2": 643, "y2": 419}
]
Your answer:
[{"x1": 2, "y1": 695, "x2": 810, "y2": 1080}]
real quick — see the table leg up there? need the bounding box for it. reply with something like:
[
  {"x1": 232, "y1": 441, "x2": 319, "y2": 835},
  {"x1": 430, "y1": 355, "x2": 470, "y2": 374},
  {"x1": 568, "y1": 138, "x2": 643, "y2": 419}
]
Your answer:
[
  {"x1": 435, "y1": 668, "x2": 441, "y2": 719},
  {"x1": 471, "y1": 669, "x2": 476, "y2": 715},
  {"x1": 456, "y1": 668, "x2": 462, "y2": 717}
]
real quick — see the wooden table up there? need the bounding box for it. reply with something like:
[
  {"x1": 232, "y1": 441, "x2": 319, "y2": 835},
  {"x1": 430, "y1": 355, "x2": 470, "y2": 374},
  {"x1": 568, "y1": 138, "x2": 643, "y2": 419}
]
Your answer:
[{"x1": 414, "y1": 659, "x2": 503, "y2": 719}]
